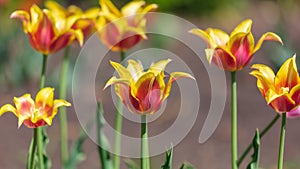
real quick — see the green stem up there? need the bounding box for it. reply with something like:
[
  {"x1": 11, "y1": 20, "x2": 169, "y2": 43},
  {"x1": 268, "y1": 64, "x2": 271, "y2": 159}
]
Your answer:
[
  {"x1": 231, "y1": 71, "x2": 238, "y2": 169},
  {"x1": 97, "y1": 102, "x2": 113, "y2": 169},
  {"x1": 278, "y1": 113, "x2": 286, "y2": 169},
  {"x1": 36, "y1": 54, "x2": 48, "y2": 169},
  {"x1": 141, "y1": 115, "x2": 150, "y2": 169},
  {"x1": 59, "y1": 47, "x2": 70, "y2": 167},
  {"x1": 237, "y1": 114, "x2": 280, "y2": 166},
  {"x1": 120, "y1": 51, "x2": 126, "y2": 61},
  {"x1": 36, "y1": 127, "x2": 45, "y2": 169},
  {"x1": 113, "y1": 51, "x2": 126, "y2": 169},
  {"x1": 40, "y1": 54, "x2": 48, "y2": 89}
]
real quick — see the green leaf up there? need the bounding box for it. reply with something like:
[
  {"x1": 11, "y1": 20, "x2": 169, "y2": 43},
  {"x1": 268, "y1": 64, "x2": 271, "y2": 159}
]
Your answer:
[
  {"x1": 161, "y1": 146, "x2": 173, "y2": 169},
  {"x1": 124, "y1": 159, "x2": 139, "y2": 169},
  {"x1": 97, "y1": 102, "x2": 113, "y2": 169},
  {"x1": 246, "y1": 129, "x2": 260, "y2": 169},
  {"x1": 179, "y1": 162, "x2": 195, "y2": 169},
  {"x1": 64, "y1": 126, "x2": 90, "y2": 169}
]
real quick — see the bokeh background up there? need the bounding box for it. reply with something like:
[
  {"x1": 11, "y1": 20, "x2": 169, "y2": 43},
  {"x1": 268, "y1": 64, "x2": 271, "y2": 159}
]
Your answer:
[{"x1": 0, "y1": 0, "x2": 300, "y2": 168}]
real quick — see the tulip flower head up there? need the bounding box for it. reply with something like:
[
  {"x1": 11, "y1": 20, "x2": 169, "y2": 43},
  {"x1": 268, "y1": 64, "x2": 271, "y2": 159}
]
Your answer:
[
  {"x1": 250, "y1": 56, "x2": 300, "y2": 117},
  {"x1": 45, "y1": 0, "x2": 100, "y2": 37},
  {"x1": 190, "y1": 19, "x2": 283, "y2": 71},
  {"x1": 0, "y1": 87, "x2": 71, "y2": 128},
  {"x1": 104, "y1": 59, "x2": 194, "y2": 114},
  {"x1": 96, "y1": 0, "x2": 158, "y2": 51},
  {"x1": 10, "y1": 4, "x2": 85, "y2": 55}
]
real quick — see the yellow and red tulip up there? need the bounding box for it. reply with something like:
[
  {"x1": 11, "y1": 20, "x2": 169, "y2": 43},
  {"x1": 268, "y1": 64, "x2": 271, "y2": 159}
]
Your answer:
[
  {"x1": 189, "y1": 19, "x2": 283, "y2": 71},
  {"x1": 10, "y1": 4, "x2": 84, "y2": 55},
  {"x1": 250, "y1": 56, "x2": 300, "y2": 117},
  {"x1": 96, "y1": 0, "x2": 158, "y2": 51},
  {"x1": 104, "y1": 59, "x2": 194, "y2": 114},
  {"x1": 45, "y1": 0, "x2": 100, "y2": 37},
  {"x1": 0, "y1": 87, "x2": 71, "y2": 128}
]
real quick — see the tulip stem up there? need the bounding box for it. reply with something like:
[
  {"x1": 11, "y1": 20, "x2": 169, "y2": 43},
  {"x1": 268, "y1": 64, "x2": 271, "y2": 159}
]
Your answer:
[
  {"x1": 36, "y1": 127, "x2": 45, "y2": 169},
  {"x1": 231, "y1": 71, "x2": 238, "y2": 169},
  {"x1": 113, "y1": 51, "x2": 126, "y2": 169},
  {"x1": 29, "y1": 54, "x2": 48, "y2": 169},
  {"x1": 40, "y1": 54, "x2": 48, "y2": 89},
  {"x1": 141, "y1": 115, "x2": 150, "y2": 169},
  {"x1": 278, "y1": 113, "x2": 286, "y2": 169},
  {"x1": 59, "y1": 47, "x2": 70, "y2": 167},
  {"x1": 121, "y1": 51, "x2": 126, "y2": 61},
  {"x1": 237, "y1": 114, "x2": 280, "y2": 166}
]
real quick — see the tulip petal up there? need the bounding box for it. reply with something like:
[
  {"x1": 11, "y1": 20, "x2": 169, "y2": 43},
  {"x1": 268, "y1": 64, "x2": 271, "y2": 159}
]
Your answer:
[
  {"x1": 100, "y1": 0, "x2": 121, "y2": 17},
  {"x1": 54, "y1": 99, "x2": 71, "y2": 108},
  {"x1": 10, "y1": 10, "x2": 30, "y2": 32},
  {"x1": 206, "y1": 28, "x2": 229, "y2": 47},
  {"x1": 0, "y1": 104, "x2": 17, "y2": 116},
  {"x1": 229, "y1": 32, "x2": 255, "y2": 69},
  {"x1": 205, "y1": 48, "x2": 214, "y2": 64},
  {"x1": 266, "y1": 88, "x2": 295, "y2": 112},
  {"x1": 121, "y1": 1, "x2": 145, "y2": 16},
  {"x1": 104, "y1": 76, "x2": 130, "y2": 89},
  {"x1": 142, "y1": 4, "x2": 158, "y2": 13},
  {"x1": 30, "y1": 4, "x2": 44, "y2": 32},
  {"x1": 110, "y1": 61, "x2": 132, "y2": 80},
  {"x1": 253, "y1": 32, "x2": 283, "y2": 54},
  {"x1": 230, "y1": 19, "x2": 252, "y2": 36},
  {"x1": 132, "y1": 72, "x2": 155, "y2": 100},
  {"x1": 250, "y1": 64, "x2": 275, "y2": 96},
  {"x1": 36, "y1": 87, "x2": 54, "y2": 108},
  {"x1": 212, "y1": 47, "x2": 236, "y2": 71},
  {"x1": 163, "y1": 72, "x2": 194, "y2": 100},
  {"x1": 127, "y1": 60, "x2": 144, "y2": 81},
  {"x1": 14, "y1": 94, "x2": 35, "y2": 117},
  {"x1": 275, "y1": 55, "x2": 298, "y2": 89},
  {"x1": 189, "y1": 28, "x2": 214, "y2": 48},
  {"x1": 45, "y1": 0, "x2": 66, "y2": 15},
  {"x1": 287, "y1": 106, "x2": 300, "y2": 118},
  {"x1": 148, "y1": 59, "x2": 171, "y2": 75},
  {"x1": 291, "y1": 84, "x2": 300, "y2": 105}
]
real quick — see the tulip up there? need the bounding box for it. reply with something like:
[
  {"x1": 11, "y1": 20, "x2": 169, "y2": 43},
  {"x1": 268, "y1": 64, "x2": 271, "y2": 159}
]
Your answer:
[
  {"x1": 250, "y1": 55, "x2": 300, "y2": 114},
  {"x1": 190, "y1": 19, "x2": 283, "y2": 71},
  {"x1": 104, "y1": 59, "x2": 194, "y2": 114},
  {"x1": 45, "y1": 0, "x2": 100, "y2": 37},
  {"x1": 96, "y1": 0, "x2": 158, "y2": 51},
  {"x1": 0, "y1": 87, "x2": 71, "y2": 128},
  {"x1": 10, "y1": 4, "x2": 84, "y2": 55}
]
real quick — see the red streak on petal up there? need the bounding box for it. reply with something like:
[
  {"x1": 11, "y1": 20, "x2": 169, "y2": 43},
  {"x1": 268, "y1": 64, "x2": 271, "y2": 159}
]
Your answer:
[
  {"x1": 23, "y1": 119, "x2": 47, "y2": 128},
  {"x1": 230, "y1": 36, "x2": 251, "y2": 69},
  {"x1": 212, "y1": 48, "x2": 236, "y2": 71}
]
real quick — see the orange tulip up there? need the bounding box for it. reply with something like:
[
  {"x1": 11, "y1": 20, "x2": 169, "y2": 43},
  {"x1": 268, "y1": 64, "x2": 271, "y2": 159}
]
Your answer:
[
  {"x1": 96, "y1": 0, "x2": 157, "y2": 51},
  {"x1": 10, "y1": 4, "x2": 84, "y2": 55},
  {"x1": 0, "y1": 87, "x2": 71, "y2": 128},
  {"x1": 104, "y1": 59, "x2": 194, "y2": 114},
  {"x1": 250, "y1": 55, "x2": 300, "y2": 115},
  {"x1": 190, "y1": 19, "x2": 283, "y2": 71}
]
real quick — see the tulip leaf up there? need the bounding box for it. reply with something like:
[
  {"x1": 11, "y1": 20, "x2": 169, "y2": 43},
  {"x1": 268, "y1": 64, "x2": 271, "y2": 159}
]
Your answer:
[
  {"x1": 64, "y1": 127, "x2": 89, "y2": 169},
  {"x1": 180, "y1": 162, "x2": 195, "y2": 169},
  {"x1": 97, "y1": 102, "x2": 113, "y2": 169},
  {"x1": 26, "y1": 139, "x2": 35, "y2": 169},
  {"x1": 124, "y1": 159, "x2": 139, "y2": 169},
  {"x1": 246, "y1": 129, "x2": 260, "y2": 169},
  {"x1": 161, "y1": 146, "x2": 173, "y2": 169}
]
